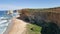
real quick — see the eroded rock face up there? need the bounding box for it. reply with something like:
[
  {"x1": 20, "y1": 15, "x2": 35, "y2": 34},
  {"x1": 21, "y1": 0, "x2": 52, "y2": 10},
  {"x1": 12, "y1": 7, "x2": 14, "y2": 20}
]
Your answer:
[
  {"x1": 21, "y1": 10, "x2": 60, "y2": 27},
  {"x1": 17, "y1": 8, "x2": 60, "y2": 34},
  {"x1": 18, "y1": 8, "x2": 60, "y2": 26}
]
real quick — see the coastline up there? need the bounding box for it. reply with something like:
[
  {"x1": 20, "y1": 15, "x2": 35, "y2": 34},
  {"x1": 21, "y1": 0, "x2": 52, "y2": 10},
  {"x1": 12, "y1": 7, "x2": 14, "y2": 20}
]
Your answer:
[
  {"x1": 3, "y1": 18, "x2": 14, "y2": 34},
  {"x1": 3, "y1": 13, "x2": 20, "y2": 34},
  {"x1": 3, "y1": 18, "x2": 27, "y2": 34}
]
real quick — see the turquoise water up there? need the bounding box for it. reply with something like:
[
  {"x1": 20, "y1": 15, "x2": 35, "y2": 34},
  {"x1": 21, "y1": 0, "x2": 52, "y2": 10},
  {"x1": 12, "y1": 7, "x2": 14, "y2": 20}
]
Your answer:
[{"x1": 0, "y1": 11, "x2": 18, "y2": 34}]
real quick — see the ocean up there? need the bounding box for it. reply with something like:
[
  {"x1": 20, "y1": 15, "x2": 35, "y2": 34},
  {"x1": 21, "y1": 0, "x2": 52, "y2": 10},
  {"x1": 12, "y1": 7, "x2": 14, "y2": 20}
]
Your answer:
[{"x1": 0, "y1": 11, "x2": 18, "y2": 34}]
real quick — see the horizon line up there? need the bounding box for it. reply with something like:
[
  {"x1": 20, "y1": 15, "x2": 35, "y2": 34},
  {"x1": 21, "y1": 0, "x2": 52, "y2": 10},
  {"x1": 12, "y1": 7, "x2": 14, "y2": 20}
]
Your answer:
[{"x1": 0, "y1": 6, "x2": 60, "y2": 11}]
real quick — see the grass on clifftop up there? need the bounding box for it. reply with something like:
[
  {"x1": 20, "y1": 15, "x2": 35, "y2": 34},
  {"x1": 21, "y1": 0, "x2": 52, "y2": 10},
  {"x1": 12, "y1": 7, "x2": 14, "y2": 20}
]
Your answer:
[{"x1": 26, "y1": 23, "x2": 42, "y2": 34}]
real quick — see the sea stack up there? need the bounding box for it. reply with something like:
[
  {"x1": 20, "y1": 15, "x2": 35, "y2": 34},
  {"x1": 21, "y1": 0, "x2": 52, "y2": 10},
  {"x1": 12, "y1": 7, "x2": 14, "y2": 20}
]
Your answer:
[{"x1": 7, "y1": 10, "x2": 13, "y2": 15}]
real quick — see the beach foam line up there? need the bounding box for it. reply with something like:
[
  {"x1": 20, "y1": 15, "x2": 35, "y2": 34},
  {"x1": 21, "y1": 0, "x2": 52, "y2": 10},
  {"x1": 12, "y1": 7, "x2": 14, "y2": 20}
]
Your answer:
[
  {"x1": 0, "y1": 20, "x2": 7, "y2": 24},
  {"x1": 3, "y1": 19, "x2": 14, "y2": 34},
  {"x1": 3, "y1": 18, "x2": 27, "y2": 34}
]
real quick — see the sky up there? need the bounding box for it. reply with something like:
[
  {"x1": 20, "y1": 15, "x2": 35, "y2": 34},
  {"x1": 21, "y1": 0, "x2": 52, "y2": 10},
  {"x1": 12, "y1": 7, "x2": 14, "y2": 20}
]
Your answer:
[{"x1": 0, "y1": 0, "x2": 60, "y2": 10}]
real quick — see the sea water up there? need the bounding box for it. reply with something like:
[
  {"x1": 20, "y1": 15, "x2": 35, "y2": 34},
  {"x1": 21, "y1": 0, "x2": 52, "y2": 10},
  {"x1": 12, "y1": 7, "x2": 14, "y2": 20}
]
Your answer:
[{"x1": 0, "y1": 11, "x2": 18, "y2": 34}]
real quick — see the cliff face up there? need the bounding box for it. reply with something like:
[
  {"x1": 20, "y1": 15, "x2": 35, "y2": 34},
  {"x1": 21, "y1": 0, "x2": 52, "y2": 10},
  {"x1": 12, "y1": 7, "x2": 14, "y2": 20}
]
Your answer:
[
  {"x1": 47, "y1": 12, "x2": 60, "y2": 27},
  {"x1": 16, "y1": 7, "x2": 60, "y2": 34},
  {"x1": 18, "y1": 7, "x2": 60, "y2": 28}
]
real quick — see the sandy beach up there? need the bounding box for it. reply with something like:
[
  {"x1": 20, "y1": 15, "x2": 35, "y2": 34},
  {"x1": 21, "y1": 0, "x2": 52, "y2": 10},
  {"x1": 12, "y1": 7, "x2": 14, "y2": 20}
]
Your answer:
[{"x1": 3, "y1": 18, "x2": 27, "y2": 34}]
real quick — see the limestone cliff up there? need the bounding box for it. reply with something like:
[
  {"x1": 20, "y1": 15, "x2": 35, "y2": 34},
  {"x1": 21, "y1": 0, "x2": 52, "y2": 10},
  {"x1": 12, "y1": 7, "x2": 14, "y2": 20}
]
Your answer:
[{"x1": 3, "y1": 7, "x2": 60, "y2": 34}]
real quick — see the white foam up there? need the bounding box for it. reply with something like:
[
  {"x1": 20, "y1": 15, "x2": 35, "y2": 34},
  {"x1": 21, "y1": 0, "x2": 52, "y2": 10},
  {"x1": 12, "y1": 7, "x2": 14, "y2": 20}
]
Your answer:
[
  {"x1": 0, "y1": 20, "x2": 7, "y2": 24},
  {"x1": 0, "y1": 17, "x2": 4, "y2": 19},
  {"x1": 0, "y1": 13, "x2": 18, "y2": 34}
]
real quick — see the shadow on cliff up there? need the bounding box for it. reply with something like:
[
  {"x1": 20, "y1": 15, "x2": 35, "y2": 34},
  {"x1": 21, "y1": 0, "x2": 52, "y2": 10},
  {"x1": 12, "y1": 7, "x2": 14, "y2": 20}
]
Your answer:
[
  {"x1": 17, "y1": 16, "x2": 60, "y2": 34},
  {"x1": 17, "y1": 8, "x2": 60, "y2": 34}
]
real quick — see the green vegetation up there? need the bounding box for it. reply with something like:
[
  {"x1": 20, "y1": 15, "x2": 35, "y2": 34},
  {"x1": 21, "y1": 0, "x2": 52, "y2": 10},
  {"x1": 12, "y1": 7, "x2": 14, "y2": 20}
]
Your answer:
[
  {"x1": 26, "y1": 22, "x2": 60, "y2": 34},
  {"x1": 26, "y1": 24, "x2": 42, "y2": 34}
]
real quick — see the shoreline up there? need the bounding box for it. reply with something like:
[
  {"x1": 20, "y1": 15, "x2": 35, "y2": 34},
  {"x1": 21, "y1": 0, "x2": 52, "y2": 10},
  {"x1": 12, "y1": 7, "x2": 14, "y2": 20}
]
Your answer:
[
  {"x1": 3, "y1": 13, "x2": 20, "y2": 34},
  {"x1": 3, "y1": 18, "x2": 27, "y2": 34},
  {"x1": 3, "y1": 18, "x2": 14, "y2": 34}
]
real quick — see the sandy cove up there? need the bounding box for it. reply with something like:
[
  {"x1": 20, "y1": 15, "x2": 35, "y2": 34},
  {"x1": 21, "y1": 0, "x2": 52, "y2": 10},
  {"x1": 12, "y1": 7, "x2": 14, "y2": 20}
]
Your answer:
[{"x1": 3, "y1": 18, "x2": 27, "y2": 34}]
